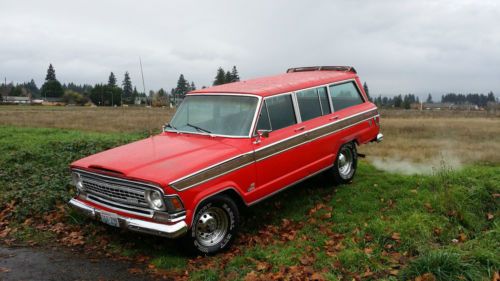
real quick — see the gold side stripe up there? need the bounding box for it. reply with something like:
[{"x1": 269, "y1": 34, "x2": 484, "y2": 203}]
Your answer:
[{"x1": 170, "y1": 108, "x2": 378, "y2": 191}]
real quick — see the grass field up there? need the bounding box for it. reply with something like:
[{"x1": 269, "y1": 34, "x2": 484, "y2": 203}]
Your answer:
[{"x1": 0, "y1": 106, "x2": 499, "y2": 280}]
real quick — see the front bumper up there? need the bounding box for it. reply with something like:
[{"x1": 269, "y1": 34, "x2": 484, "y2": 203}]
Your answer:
[{"x1": 69, "y1": 198, "x2": 188, "y2": 239}]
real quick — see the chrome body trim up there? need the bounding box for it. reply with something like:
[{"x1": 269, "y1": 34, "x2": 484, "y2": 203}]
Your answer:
[
  {"x1": 85, "y1": 194, "x2": 154, "y2": 217},
  {"x1": 69, "y1": 198, "x2": 188, "y2": 239}
]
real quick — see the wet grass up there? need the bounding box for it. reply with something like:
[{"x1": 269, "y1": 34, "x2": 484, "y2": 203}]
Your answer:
[{"x1": 0, "y1": 126, "x2": 499, "y2": 280}]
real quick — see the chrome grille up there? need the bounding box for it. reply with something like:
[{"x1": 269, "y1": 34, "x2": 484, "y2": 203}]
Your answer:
[
  {"x1": 82, "y1": 179, "x2": 148, "y2": 207},
  {"x1": 76, "y1": 170, "x2": 156, "y2": 210}
]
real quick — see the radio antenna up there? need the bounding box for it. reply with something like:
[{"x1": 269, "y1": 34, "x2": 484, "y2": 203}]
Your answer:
[
  {"x1": 139, "y1": 57, "x2": 147, "y2": 104},
  {"x1": 139, "y1": 57, "x2": 153, "y2": 136}
]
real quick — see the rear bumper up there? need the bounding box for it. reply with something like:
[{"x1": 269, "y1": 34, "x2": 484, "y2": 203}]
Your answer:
[{"x1": 69, "y1": 198, "x2": 188, "y2": 239}]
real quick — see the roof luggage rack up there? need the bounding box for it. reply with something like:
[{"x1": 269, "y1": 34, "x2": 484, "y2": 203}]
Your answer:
[{"x1": 286, "y1": 66, "x2": 357, "y2": 74}]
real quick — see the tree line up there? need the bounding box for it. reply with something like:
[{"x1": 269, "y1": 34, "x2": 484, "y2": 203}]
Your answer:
[
  {"x1": 372, "y1": 92, "x2": 496, "y2": 109},
  {"x1": 1, "y1": 64, "x2": 241, "y2": 106}
]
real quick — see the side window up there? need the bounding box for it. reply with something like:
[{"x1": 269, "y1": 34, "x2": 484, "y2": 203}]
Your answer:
[
  {"x1": 318, "y1": 87, "x2": 331, "y2": 114},
  {"x1": 258, "y1": 94, "x2": 296, "y2": 131},
  {"x1": 296, "y1": 89, "x2": 322, "y2": 121},
  {"x1": 296, "y1": 87, "x2": 331, "y2": 122},
  {"x1": 329, "y1": 82, "x2": 364, "y2": 111},
  {"x1": 256, "y1": 101, "x2": 271, "y2": 131}
]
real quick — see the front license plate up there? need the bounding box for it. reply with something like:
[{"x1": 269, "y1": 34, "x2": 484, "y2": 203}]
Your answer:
[{"x1": 100, "y1": 212, "x2": 120, "y2": 227}]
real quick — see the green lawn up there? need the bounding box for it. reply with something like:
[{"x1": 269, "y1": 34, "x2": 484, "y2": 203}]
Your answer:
[{"x1": 0, "y1": 126, "x2": 498, "y2": 280}]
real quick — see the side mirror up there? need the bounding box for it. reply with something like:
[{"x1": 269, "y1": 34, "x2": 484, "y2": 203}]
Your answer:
[
  {"x1": 257, "y1": 130, "x2": 270, "y2": 138},
  {"x1": 254, "y1": 130, "x2": 270, "y2": 144}
]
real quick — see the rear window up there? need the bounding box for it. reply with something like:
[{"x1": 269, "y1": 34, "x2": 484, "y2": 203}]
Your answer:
[
  {"x1": 329, "y1": 82, "x2": 364, "y2": 111},
  {"x1": 256, "y1": 94, "x2": 296, "y2": 131}
]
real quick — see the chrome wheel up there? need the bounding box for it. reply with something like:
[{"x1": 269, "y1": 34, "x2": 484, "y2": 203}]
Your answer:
[
  {"x1": 195, "y1": 207, "x2": 228, "y2": 247},
  {"x1": 338, "y1": 147, "x2": 353, "y2": 179}
]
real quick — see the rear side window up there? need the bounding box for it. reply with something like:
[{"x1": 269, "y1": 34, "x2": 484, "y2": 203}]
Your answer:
[
  {"x1": 296, "y1": 89, "x2": 322, "y2": 121},
  {"x1": 296, "y1": 87, "x2": 331, "y2": 122},
  {"x1": 329, "y1": 82, "x2": 364, "y2": 111},
  {"x1": 256, "y1": 94, "x2": 296, "y2": 131}
]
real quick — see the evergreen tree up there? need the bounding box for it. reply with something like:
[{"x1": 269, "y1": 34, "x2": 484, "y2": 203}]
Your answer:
[
  {"x1": 426, "y1": 93, "x2": 433, "y2": 103},
  {"x1": 190, "y1": 81, "x2": 196, "y2": 91},
  {"x1": 363, "y1": 82, "x2": 371, "y2": 101},
  {"x1": 230, "y1": 66, "x2": 240, "y2": 82},
  {"x1": 108, "y1": 72, "x2": 117, "y2": 87},
  {"x1": 89, "y1": 84, "x2": 122, "y2": 106},
  {"x1": 45, "y1": 64, "x2": 56, "y2": 81},
  {"x1": 487, "y1": 91, "x2": 495, "y2": 103},
  {"x1": 225, "y1": 71, "x2": 232, "y2": 84},
  {"x1": 175, "y1": 74, "x2": 189, "y2": 98},
  {"x1": 213, "y1": 67, "x2": 226, "y2": 86},
  {"x1": 122, "y1": 72, "x2": 133, "y2": 104},
  {"x1": 40, "y1": 64, "x2": 63, "y2": 99},
  {"x1": 394, "y1": 94, "x2": 403, "y2": 108}
]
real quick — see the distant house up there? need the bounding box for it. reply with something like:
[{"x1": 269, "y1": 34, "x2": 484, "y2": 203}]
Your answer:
[
  {"x1": 42, "y1": 97, "x2": 65, "y2": 105},
  {"x1": 2, "y1": 96, "x2": 31, "y2": 104}
]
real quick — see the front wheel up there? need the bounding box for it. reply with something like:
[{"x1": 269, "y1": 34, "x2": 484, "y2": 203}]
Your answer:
[
  {"x1": 184, "y1": 195, "x2": 239, "y2": 255},
  {"x1": 331, "y1": 142, "x2": 357, "y2": 184}
]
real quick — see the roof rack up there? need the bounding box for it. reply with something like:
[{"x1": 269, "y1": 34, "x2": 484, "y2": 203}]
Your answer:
[{"x1": 286, "y1": 66, "x2": 357, "y2": 74}]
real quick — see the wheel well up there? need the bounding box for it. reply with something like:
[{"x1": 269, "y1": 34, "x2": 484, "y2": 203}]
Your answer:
[
  {"x1": 218, "y1": 189, "x2": 247, "y2": 210},
  {"x1": 193, "y1": 188, "x2": 246, "y2": 216}
]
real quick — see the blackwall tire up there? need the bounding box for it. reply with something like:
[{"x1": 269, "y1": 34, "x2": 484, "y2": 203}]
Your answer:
[
  {"x1": 332, "y1": 142, "x2": 358, "y2": 184},
  {"x1": 184, "y1": 195, "x2": 239, "y2": 255}
]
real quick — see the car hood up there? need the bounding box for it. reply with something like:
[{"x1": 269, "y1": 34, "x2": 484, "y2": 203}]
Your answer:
[{"x1": 71, "y1": 133, "x2": 245, "y2": 189}]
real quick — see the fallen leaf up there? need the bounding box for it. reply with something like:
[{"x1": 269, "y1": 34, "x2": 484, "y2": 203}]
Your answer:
[
  {"x1": 391, "y1": 232, "x2": 401, "y2": 241},
  {"x1": 244, "y1": 271, "x2": 258, "y2": 281},
  {"x1": 458, "y1": 233, "x2": 467, "y2": 242},
  {"x1": 311, "y1": 272, "x2": 325, "y2": 281},
  {"x1": 255, "y1": 261, "x2": 270, "y2": 272},
  {"x1": 433, "y1": 228, "x2": 442, "y2": 236},
  {"x1": 492, "y1": 271, "x2": 499, "y2": 281},
  {"x1": 486, "y1": 213, "x2": 494, "y2": 220},
  {"x1": 415, "y1": 272, "x2": 437, "y2": 281},
  {"x1": 492, "y1": 193, "x2": 500, "y2": 199},
  {"x1": 299, "y1": 255, "x2": 315, "y2": 266},
  {"x1": 424, "y1": 203, "x2": 433, "y2": 212},
  {"x1": 389, "y1": 269, "x2": 399, "y2": 276},
  {"x1": 0, "y1": 267, "x2": 10, "y2": 273},
  {"x1": 127, "y1": 268, "x2": 143, "y2": 274},
  {"x1": 364, "y1": 248, "x2": 373, "y2": 255}
]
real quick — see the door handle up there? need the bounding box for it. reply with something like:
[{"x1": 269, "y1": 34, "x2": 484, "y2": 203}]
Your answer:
[
  {"x1": 329, "y1": 115, "x2": 340, "y2": 121},
  {"x1": 295, "y1": 126, "x2": 305, "y2": 132}
]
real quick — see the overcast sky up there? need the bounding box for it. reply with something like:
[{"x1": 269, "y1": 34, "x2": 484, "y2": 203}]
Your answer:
[{"x1": 1, "y1": 0, "x2": 499, "y2": 96}]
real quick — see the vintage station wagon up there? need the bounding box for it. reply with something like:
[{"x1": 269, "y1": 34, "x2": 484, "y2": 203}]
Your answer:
[{"x1": 69, "y1": 66, "x2": 383, "y2": 254}]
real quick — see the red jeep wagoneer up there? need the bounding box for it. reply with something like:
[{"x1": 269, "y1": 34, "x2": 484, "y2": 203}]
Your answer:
[{"x1": 69, "y1": 66, "x2": 383, "y2": 254}]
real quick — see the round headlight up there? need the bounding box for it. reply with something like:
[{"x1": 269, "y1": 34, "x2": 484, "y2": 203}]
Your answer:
[
  {"x1": 146, "y1": 190, "x2": 165, "y2": 210},
  {"x1": 72, "y1": 172, "x2": 84, "y2": 192}
]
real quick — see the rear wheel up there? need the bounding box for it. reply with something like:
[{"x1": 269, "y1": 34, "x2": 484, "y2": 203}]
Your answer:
[
  {"x1": 332, "y1": 142, "x2": 357, "y2": 184},
  {"x1": 184, "y1": 195, "x2": 239, "y2": 255}
]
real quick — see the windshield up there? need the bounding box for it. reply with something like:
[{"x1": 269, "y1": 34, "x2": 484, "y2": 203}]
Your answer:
[{"x1": 168, "y1": 95, "x2": 259, "y2": 137}]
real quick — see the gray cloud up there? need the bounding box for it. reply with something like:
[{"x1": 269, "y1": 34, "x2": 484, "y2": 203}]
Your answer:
[{"x1": 0, "y1": 0, "x2": 499, "y2": 96}]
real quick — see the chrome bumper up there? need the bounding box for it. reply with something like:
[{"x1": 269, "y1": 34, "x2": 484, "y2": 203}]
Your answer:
[{"x1": 68, "y1": 198, "x2": 188, "y2": 239}]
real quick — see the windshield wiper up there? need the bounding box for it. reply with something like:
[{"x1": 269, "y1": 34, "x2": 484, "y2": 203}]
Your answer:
[
  {"x1": 164, "y1": 123, "x2": 178, "y2": 131},
  {"x1": 186, "y1": 123, "x2": 212, "y2": 134}
]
